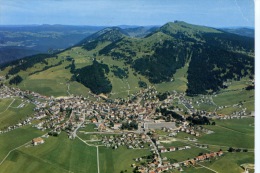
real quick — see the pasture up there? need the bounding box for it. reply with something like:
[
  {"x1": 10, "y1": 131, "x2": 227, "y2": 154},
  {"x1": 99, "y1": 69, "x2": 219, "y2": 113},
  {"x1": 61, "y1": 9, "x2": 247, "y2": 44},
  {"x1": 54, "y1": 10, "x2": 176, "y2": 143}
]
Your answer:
[{"x1": 0, "y1": 99, "x2": 35, "y2": 129}]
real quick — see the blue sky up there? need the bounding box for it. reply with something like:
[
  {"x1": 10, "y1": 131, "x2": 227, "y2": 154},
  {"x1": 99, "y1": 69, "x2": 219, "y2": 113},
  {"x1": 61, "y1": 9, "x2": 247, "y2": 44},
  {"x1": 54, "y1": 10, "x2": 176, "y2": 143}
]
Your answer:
[{"x1": 0, "y1": 0, "x2": 255, "y2": 27}]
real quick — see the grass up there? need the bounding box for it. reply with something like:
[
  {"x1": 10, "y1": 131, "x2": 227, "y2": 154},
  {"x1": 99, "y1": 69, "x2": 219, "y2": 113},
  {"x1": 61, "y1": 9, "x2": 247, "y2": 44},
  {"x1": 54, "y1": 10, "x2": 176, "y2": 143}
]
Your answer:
[
  {"x1": 79, "y1": 123, "x2": 98, "y2": 132},
  {"x1": 214, "y1": 118, "x2": 254, "y2": 135},
  {"x1": 155, "y1": 64, "x2": 188, "y2": 93},
  {"x1": 182, "y1": 167, "x2": 215, "y2": 173},
  {"x1": 198, "y1": 125, "x2": 254, "y2": 149},
  {"x1": 99, "y1": 146, "x2": 151, "y2": 173},
  {"x1": 0, "y1": 99, "x2": 13, "y2": 112},
  {"x1": 161, "y1": 147, "x2": 209, "y2": 162},
  {"x1": 213, "y1": 90, "x2": 254, "y2": 107},
  {"x1": 9, "y1": 99, "x2": 23, "y2": 108},
  {"x1": 0, "y1": 126, "x2": 45, "y2": 161},
  {"x1": 0, "y1": 150, "x2": 67, "y2": 173},
  {"x1": 0, "y1": 101, "x2": 35, "y2": 129},
  {"x1": 202, "y1": 152, "x2": 254, "y2": 173},
  {"x1": 160, "y1": 141, "x2": 190, "y2": 148},
  {"x1": 0, "y1": 132, "x2": 98, "y2": 173}
]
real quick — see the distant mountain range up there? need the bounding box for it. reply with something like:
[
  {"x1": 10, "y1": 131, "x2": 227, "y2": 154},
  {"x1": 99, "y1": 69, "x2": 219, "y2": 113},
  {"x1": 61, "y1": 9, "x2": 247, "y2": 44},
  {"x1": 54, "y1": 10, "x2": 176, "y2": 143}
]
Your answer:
[
  {"x1": 0, "y1": 24, "x2": 253, "y2": 65},
  {"x1": 0, "y1": 21, "x2": 254, "y2": 97}
]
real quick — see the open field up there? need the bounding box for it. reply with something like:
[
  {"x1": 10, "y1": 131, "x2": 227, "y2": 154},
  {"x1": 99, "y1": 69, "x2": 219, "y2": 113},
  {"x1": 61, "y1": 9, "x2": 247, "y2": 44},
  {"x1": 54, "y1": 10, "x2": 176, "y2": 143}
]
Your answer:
[
  {"x1": 198, "y1": 124, "x2": 254, "y2": 149},
  {"x1": 0, "y1": 126, "x2": 45, "y2": 161},
  {"x1": 213, "y1": 90, "x2": 254, "y2": 107},
  {"x1": 160, "y1": 141, "x2": 191, "y2": 148},
  {"x1": 0, "y1": 132, "x2": 98, "y2": 173},
  {"x1": 0, "y1": 150, "x2": 67, "y2": 173},
  {"x1": 0, "y1": 100, "x2": 35, "y2": 129},
  {"x1": 214, "y1": 118, "x2": 254, "y2": 135},
  {"x1": 161, "y1": 146, "x2": 209, "y2": 162},
  {"x1": 99, "y1": 146, "x2": 151, "y2": 173},
  {"x1": 0, "y1": 99, "x2": 13, "y2": 112},
  {"x1": 155, "y1": 64, "x2": 188, "y2": 93},
  {"x1": 201, "y1": 152, "x2": 254, "y2": 173},
  {"x1": 79, "y1": 123, "x2": 98, "y2": 132}
]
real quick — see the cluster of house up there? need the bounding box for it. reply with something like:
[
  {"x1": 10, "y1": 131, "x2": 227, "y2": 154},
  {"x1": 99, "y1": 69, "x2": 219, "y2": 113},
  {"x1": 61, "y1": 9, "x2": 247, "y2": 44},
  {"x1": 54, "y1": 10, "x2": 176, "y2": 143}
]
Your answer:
[
  {"x1": 101, "y1": 133, "x2": 148, "y2": 149},
  {"x1": 0, "y1": 117, "x2": 33, "y2": 134},
  {"x1": 135, "y1": 150, "x2": 224, "y2": 173}
]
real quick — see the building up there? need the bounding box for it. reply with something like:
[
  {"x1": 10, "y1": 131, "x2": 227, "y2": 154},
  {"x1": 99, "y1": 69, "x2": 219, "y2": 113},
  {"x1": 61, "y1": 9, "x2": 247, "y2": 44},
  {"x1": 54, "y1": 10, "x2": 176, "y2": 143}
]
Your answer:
[{"x1": 32, "y1": 137, "x2": 44, "y2": 146}]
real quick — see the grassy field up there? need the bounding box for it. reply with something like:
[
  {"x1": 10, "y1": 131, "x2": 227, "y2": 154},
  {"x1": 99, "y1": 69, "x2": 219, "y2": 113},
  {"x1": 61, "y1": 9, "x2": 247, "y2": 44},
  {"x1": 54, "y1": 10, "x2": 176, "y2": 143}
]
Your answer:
[
  {"x1": 214, "y1": 118, "x2": 254, "y2": 135},
  {"x1": 160, "y1": 141, "x2": 189, "y2": 148},
  {"x1": 155, "y1": 64, "x2": 188, "y2": 93},
  {"x1": 161, "y1": 147, "x2": 209, "y2": 162},
  {"x1": 213, "y1": 90, "x2": 254, "y2": 107},
  {"x1": 202, "y1": 152, "x2": 254, "y2": 173},
  {"x1": 0, "y1": 126, "x2": 45, "y2": 161},
  {"x1": 0, "y1": 99, "x2": 13, "y2": 112},
  {"x1": 0, "y1": 132, "x2": 98, "y2": 173},
  {"x1": 99, "y1": 146, "x2": 151, "y2": 173},
  {"x1": 198, "y1": 124, "x2": 254, "y2": 149},
  {"x1": 0, "y1": 100, "x2": 35, "y2": 129},
  {"x1": 79, "y1": 123, "x2": 98, "y2": 132}
]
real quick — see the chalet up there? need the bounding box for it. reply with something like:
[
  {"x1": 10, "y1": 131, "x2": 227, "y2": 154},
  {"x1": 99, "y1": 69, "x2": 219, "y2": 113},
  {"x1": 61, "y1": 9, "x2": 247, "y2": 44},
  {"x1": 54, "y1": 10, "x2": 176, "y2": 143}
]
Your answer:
[
  {"x1": 169, "y1": 147, "x2": 176, "y2": 151},
  {"x1": 216, "y1": 150, "x2": 223, "y2": 156},
  {"x1": 32, "y1": 137, "x2": 44, "y2": 146},
  {"x1": 160, "y1": 148, "x2": 167, "y2": 153}
]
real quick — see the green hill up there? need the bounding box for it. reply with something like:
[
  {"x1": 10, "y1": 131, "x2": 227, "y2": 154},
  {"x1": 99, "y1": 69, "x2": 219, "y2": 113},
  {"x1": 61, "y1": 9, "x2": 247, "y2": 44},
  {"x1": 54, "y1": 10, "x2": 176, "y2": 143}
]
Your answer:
[{"x1": 0, "y1": 21, "x2": 254, "y2": 97}]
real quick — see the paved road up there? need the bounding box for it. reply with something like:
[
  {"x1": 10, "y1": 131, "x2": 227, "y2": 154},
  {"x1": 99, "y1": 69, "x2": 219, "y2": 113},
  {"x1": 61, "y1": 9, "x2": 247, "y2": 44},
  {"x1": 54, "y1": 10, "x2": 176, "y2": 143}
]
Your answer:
[
  {"x1": 96, "y1": 146, "x2": 100, "y2": 173},
  {"x1": 147, "y1": 135, "x2": 162, "y2": 167},
  {"x1": 72, "y1": 114, "x2": 85, "y2": 138},
  {"x1": 0, "y1": 98, "x2": 15, "y2": 114}
]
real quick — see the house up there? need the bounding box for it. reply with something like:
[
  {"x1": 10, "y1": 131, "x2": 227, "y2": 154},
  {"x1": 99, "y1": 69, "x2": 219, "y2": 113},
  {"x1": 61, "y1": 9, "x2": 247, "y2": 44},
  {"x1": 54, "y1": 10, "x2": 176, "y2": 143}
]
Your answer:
[
  {"x1": 196, "y1": 155, "x2": 206, "y2": 161},
  {"x1": 112, "y1": 123, "x2": 122, "y2": 130},
  {"x1": 169, "y1": 147, "x2": 176, "y2": 151},
  {"x1": 216, "y1": 150, "x2": 223, "y2": 156},
  {"x1": 98, "y1": 123, "x2": 106, "y2": 131},
  {"x1": 160, "y1": 148, "x2": 167, "y2": 153},
  {"x1": 32, "y1": 137, "x2": 44, "y2": 146}
]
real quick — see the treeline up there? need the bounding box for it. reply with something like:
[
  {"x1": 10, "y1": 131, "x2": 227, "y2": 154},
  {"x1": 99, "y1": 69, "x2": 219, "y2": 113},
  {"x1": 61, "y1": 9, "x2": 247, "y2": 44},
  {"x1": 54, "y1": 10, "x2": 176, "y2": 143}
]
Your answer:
[
  {"x1": 158, "y1": 107, "x2": 184, "y2": 121},
  {"x1": 111, "y1": 65, "x2": 128, "y2": 79},
  {"x1": 186, "y1": 46, "x2": 254, "y2": 95},
  {"x1": 121, "y1": 121, "x2": 138, "y2": 130},
  {"x1": 203, "y1": 32, "x2": 254, "y2": 53},
  {"x1": 82, "y1": 40, "x2": 99, "y2": 51},
  {"x1": 3, "y1": 54, "x2": 55, "y2": 75},
  {"x1": 72, "y1": 59, "x2": 112, "y2": 94},
  {"x1": 186, "y1": 114, "x2": 210, "y2": 125},
  {"x1": 9, "y1": 75, "x2": 23, "y2": 85},
  {"x1": 29, "y1": 61, "x2": 63, "y2": 75},
  {"x1": 133, "y1": 40, "x2": 189, "y2": 83}
]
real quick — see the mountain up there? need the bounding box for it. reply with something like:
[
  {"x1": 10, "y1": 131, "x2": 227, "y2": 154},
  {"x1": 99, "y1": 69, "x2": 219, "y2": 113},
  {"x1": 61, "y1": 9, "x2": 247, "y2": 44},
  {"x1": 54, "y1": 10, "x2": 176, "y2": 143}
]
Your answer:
[
  {"x1": 0, "y1": 25, "x2": 106, "y2": 64},
  {"x1": 0, "y1": 25, "x2": 159, "y2": 65},
  {"x1": 220, "y1": 27, "x2": 254, "y2": 38},
  {"x1": 0, "y1": 21, "x2": 254, "y2": 98}
]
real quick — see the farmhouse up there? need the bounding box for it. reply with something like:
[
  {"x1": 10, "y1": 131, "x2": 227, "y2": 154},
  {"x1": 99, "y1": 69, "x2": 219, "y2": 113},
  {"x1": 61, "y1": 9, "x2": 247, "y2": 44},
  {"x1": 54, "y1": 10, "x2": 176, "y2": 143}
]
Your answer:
[{"x1": 32, "y1": 137, "x2": 44, "y2": 146}]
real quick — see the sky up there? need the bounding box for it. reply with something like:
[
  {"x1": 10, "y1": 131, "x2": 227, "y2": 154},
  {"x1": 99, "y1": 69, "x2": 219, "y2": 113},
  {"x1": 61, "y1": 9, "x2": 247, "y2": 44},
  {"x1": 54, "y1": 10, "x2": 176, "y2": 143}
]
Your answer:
[{"x1": 0, "y1": 0, "x2": 255, "y2": 27}]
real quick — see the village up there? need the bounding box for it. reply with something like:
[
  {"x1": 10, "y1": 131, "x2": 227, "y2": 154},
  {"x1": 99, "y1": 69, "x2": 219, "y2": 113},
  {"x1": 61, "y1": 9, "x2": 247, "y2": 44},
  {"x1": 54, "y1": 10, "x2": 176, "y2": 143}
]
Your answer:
[{"x1": 0, "y1": 84, "x2": 254, "y2": 172}]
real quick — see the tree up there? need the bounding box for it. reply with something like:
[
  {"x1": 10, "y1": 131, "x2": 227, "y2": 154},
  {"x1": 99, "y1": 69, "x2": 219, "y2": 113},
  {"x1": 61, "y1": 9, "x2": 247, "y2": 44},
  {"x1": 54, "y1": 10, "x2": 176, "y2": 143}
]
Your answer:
[{"x1": 9, "y1": 75, "x2": 23, "y2": 85}]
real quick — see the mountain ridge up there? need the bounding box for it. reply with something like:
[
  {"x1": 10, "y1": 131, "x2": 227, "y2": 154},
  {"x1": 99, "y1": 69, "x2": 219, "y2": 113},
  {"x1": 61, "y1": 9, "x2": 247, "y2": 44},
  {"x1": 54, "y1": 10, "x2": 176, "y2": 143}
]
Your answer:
[{"x1": 0, "y1": 21, "x2": 254, "y2": 97}]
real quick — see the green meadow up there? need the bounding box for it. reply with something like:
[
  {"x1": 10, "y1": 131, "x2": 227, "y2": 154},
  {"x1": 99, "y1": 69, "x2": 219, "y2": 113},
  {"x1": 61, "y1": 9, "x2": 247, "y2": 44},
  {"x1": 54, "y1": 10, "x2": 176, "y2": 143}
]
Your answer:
[{"x1": 0, "y1": 99, "x2": 35, "y2": 129}]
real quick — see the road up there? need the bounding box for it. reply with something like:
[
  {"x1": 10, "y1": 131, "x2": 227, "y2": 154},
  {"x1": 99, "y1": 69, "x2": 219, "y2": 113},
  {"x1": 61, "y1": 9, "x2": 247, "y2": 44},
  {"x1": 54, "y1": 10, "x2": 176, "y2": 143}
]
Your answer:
[
  {"x1": 197, "y1": 163, "x2": 218, "y2": 173},
  {"x1": 147, "y1": 135, "x2": 162, "y2": 167},
  {"x1": 0, "y1": 98, "x2": 15, "y2": 114},
  {"x1": 96, "y1": 146, "x2": 100, "y2": 173},
  {"x1": 72, "y1": 114, "x2": 85, "y2": 138}
]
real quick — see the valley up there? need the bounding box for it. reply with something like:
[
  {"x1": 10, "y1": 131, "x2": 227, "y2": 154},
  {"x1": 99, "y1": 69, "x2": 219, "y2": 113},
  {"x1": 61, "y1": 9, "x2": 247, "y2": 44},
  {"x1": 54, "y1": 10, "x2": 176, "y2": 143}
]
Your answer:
[{"x1": 0, "y1": 21, "x2": 255, "y2": 173}]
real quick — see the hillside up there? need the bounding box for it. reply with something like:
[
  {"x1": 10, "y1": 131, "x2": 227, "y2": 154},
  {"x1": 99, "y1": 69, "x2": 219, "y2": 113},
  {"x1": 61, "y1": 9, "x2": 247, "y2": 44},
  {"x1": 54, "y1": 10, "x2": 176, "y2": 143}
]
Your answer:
[{"x1": 0, "y1": 21, "x2": 254, "y2": 98}]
